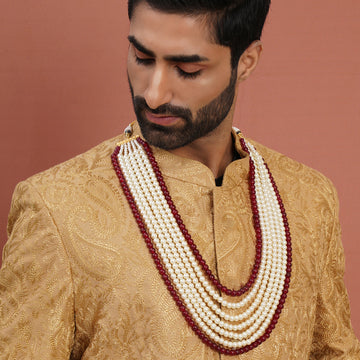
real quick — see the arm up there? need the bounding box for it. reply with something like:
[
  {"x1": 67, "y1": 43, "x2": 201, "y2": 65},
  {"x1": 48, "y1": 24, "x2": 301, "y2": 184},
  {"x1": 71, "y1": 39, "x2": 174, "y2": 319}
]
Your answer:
[
  {"x1": 0, "y1": 180, "x2": 74, "y2": 359},
  {"x1": 310, "y1": 184, "x2": 360, "y2": 359}
]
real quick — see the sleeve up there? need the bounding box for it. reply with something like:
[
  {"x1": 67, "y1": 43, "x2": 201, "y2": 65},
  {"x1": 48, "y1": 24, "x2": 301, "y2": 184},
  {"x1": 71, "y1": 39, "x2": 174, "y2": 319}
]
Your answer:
[
  {"x1": 0, "y1": 180, "x2": 75, "y2": 359},
  {"x1": 310, "y1": 183, "x2": 360, "y2": 359}
]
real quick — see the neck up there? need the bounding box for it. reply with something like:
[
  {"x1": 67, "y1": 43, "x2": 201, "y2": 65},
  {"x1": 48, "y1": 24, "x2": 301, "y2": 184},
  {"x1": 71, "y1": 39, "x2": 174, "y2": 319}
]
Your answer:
[{"x1": 168, "y1": 123, "x2": 234, "y2": 179}]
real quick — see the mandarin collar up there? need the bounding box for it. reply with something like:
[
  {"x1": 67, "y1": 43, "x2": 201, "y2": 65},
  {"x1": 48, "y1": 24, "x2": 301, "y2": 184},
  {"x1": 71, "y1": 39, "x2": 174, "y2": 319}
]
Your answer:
[{"x1": 128, "y1": 121, "x2": 250, "y2": 189}]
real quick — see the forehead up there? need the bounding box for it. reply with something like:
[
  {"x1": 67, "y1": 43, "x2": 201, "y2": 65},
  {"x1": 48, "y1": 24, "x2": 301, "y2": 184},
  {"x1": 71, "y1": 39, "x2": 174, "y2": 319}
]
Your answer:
[{"x1": 129, "y1": 2, "x2": 226, "y2": 58}]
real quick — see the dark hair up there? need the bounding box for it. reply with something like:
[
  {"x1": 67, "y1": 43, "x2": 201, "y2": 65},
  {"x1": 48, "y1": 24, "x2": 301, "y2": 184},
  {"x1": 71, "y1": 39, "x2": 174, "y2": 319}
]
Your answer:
[{"x1": 128, "y1": 0, "x2": 271, "y2": 68}]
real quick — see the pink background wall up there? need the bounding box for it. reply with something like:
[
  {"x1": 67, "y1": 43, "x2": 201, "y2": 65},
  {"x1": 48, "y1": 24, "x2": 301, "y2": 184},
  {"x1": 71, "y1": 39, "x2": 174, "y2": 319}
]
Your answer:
[{"x1": 1, "y1": 0, "x2": 359, "y2": 337}]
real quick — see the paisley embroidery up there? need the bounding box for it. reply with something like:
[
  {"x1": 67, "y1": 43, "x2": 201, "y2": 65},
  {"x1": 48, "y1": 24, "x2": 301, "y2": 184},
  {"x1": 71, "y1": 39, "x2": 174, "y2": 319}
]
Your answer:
[{"x1": 1, "y1": 125, "x2": 359, "y2": 358}]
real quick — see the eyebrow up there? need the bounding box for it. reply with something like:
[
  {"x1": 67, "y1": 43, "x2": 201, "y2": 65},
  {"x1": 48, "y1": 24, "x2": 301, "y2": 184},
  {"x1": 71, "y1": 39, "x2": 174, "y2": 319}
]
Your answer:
[
  {"x1": 128, "y1": 35, "x2": 209, "y2": 63},
  {"x1": 128, "y1": 36, "x2": 155, "y2": 57}
]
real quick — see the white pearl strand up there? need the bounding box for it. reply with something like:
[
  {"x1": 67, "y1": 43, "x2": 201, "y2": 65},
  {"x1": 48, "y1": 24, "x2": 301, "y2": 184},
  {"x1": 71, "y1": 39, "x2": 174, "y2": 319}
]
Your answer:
[{"x1": 117, "y1": 137, "x2": 288, "y2": 348}]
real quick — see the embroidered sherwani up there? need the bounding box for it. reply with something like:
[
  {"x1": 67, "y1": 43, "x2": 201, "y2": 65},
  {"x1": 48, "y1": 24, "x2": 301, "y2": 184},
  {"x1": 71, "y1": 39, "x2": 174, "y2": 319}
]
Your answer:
[{"x1": 1, "y1": 124, "x2": 359, "y2": 359}]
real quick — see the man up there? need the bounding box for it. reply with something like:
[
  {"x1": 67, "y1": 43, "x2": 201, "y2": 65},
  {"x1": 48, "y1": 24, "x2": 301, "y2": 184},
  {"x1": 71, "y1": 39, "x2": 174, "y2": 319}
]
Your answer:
[{"x1": 0, "y1": 0, "x2": 359, "y2": 358}]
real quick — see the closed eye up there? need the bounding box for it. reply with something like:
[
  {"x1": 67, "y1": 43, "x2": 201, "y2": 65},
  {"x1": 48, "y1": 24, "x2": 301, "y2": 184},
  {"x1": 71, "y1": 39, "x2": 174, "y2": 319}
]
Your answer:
[
  {"x1": 176, "y1": 67, "x2": 201, "y2": 79},
  {"x1": 134, "y1": 46, "x2": 202, "y2": 79},
  {"x1": 135, "y1": 55, "x2": 154, "y2": 65},
  {"x1": 133, "y1": 46, "x2": 155, "y2": 66}
]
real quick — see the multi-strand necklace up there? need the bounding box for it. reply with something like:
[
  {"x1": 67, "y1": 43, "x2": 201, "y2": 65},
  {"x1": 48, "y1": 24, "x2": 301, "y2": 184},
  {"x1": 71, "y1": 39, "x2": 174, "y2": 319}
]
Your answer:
[{"x1": 111, "y1": 127, "x2": 292, "y2": 356}]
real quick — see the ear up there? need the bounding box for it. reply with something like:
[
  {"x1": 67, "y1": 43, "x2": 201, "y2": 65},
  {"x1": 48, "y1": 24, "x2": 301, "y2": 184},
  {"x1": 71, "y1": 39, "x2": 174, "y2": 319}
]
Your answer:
[{"x1": 236, "y1": 41, "x2": 263, "y2": 83}]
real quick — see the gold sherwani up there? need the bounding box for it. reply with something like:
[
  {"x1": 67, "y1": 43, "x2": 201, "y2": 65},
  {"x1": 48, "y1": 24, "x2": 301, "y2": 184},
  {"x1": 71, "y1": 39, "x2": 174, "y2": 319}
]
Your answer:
[{"x1": 1, "y1": 125, "x2": 359, "y2": 359}]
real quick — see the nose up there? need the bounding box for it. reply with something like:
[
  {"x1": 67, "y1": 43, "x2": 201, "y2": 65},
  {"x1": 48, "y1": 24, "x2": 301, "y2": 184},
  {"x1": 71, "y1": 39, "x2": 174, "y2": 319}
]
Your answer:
[{"x1": 144, "y1": 65, "x2": 172, "y2": 110}]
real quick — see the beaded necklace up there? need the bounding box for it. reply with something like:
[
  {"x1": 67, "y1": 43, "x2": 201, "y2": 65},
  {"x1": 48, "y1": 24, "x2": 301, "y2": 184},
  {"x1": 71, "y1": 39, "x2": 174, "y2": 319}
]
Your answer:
[{"x1": 111, "y1": 127, "x2": 292, "y2": 356}]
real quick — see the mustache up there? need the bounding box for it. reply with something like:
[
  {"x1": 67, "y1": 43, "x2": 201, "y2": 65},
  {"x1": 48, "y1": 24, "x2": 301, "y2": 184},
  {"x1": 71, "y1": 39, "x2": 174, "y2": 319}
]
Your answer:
[{"x1": 133, "y1": 96, "x2": 192, "y2": 120}]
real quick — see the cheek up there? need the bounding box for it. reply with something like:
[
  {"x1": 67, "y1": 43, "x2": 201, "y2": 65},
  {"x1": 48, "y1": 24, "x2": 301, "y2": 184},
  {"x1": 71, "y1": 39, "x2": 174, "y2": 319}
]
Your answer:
[{"x1": 180, "y1": 74, "x2": 231, "y2": 112}]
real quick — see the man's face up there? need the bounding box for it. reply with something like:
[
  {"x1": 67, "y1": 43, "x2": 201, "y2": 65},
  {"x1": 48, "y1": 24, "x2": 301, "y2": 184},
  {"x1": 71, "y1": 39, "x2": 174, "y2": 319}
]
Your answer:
[{"x1": 127, "y1": 2, "x2": 236, "y2": 150}]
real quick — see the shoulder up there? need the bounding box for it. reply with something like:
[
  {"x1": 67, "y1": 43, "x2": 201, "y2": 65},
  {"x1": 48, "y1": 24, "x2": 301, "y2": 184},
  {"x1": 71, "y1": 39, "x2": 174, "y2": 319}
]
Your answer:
[
  {"x1": 252, "y1": 139, "x2": 336, "y2": 193},
  {"x1": 9, "y1": 133, "x2": 129, "y2": 224},
  {"x1": 22, "y1": 134, "x2": 127, "y2": 190},
  {"x1": 246, "y1": 138, "x2": 338, "y2": 217}
]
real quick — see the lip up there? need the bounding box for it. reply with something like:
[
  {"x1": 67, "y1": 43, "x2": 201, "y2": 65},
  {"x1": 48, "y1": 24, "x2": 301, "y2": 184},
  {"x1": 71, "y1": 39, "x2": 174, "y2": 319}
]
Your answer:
[{"x1": 145, "y1": 111, "x2": 181, "y2": 126}]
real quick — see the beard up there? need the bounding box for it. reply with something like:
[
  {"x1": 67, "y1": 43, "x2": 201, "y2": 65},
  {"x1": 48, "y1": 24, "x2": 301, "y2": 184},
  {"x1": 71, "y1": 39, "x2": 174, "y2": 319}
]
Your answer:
[{"x1": 129, "y1": 69, "x2": 237, "y2": 150}]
